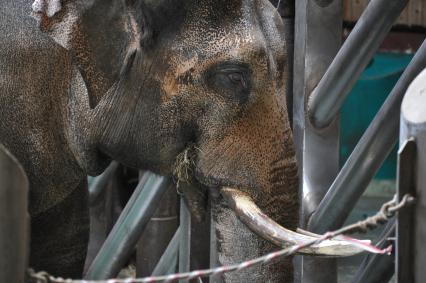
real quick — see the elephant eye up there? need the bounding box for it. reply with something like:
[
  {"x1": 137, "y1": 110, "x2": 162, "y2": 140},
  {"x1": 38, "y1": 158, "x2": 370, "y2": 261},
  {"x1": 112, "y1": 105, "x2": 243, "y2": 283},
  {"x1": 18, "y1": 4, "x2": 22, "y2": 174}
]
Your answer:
[
  {"x1": 227, "y1": 72, "x2": 247, "y2": 89},
  {"x1": 206, "y1": 63, "x2": 251, "y2": 105}
]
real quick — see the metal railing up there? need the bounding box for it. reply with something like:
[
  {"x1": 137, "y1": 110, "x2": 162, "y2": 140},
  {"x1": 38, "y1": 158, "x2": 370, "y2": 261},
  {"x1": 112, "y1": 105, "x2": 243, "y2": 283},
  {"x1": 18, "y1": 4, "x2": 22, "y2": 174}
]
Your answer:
[
  {"x1": 308, "y1": 41, "x2": 426, "y2": 233},
  {"x1": 294, "y1": 0, "x2": 425, "y2": 282},
  {"x1": 308, "y1": 0, "x2": 408, "y2": 129},
  {"x1": 84, "y1": 167, "x2": 196, "y2": 281},
  {"x1": 85, "y1": 173, "x2": 172, "y2": 280}
]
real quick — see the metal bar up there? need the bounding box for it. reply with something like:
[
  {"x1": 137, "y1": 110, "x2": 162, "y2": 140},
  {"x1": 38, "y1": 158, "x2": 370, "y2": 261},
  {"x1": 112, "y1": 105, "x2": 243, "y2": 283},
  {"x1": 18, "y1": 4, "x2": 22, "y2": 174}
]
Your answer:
[
  {"x1": 309, "y1": 40, "x2": 426, "y2": 234},
  {"x1": 85, "y1": 173, "x2": 171, "y2": 280},
  {"x1": 0, "y1": 144, "x2": 29, "y2": 283},
  {"x1": 293, "y1": 0, "x2": 342, "y2": 281},
  {"x1": 151, "y1": 228, "x2": 180, "y2": 276},
  {"x1": 396, "y1": 139, "x2": 416, "y2": 283},
  {"x1": 88, "y1": 161, "x2": 119, "y2": 204},
  {"x1": 351, "y1": 219, "x2": 396, "y2": 283},
  {"x1": 179, "y1": 198, "x2": 191, "y2": 283},
  {"x1": 398, "y1": 68, "x2": 426, "y2": 283},
  {"x1": 136, "y1": 179, "x2": 178, "y2": 277},
  {"x1": 85, "y1": 164, "x2": 120, "y2": 272},
  {"x1": 308, "y1": 0, "x2": 408, "y2": 128}
]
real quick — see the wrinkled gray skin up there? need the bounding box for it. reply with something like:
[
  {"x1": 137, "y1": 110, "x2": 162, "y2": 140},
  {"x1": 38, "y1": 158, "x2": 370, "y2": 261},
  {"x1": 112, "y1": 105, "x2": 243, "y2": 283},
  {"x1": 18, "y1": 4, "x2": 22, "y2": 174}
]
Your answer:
[{"x1": 0, "y1": 0, "x2": 298, "y2": 282}]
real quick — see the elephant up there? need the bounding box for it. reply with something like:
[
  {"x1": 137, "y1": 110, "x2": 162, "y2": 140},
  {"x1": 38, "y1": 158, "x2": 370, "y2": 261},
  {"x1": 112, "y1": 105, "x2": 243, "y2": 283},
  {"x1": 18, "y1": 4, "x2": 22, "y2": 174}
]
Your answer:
[{"x1": 0, "y1": 0, "x2": 360, "y2": 282}]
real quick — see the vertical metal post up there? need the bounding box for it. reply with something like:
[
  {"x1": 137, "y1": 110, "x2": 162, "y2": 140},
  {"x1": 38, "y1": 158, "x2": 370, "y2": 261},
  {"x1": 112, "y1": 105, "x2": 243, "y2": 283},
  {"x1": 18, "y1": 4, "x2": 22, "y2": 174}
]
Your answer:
[
  {"x1": 396, "y1": 139, "x2": 415, "y2": 283},
  {"x1": 293, "y1": 0, "x2": 342, "y2": 282},
  {"x1": 398, "y1": 68, "x2": 426, "y2": 283},
  {"x1": 179, "y1": 197, "x2": 191, "y2": 283},
  {"x1": 0, "y1": 144, "x2": 29, "y2": 283}
]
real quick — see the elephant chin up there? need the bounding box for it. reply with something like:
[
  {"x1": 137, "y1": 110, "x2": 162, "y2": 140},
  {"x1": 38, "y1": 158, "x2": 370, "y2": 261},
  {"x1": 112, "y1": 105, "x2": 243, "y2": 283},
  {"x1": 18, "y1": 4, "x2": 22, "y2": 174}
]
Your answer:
[{"x1": 220, "y1": 187, "x2": 365, "y2": 257}]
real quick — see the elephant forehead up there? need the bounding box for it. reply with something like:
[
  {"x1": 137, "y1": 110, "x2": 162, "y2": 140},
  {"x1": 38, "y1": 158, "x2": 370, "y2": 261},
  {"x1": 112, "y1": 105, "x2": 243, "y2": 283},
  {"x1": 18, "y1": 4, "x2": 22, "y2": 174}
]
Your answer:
[
  {"x1": 178, "y1": 1, "x2": 257, "y2": 54},
  {"x1": 159, "y1": 0, "x2": 285, "y2": 98},
  {"x1": 176, "y1": 0, "x2": 285, "y2": 56}
]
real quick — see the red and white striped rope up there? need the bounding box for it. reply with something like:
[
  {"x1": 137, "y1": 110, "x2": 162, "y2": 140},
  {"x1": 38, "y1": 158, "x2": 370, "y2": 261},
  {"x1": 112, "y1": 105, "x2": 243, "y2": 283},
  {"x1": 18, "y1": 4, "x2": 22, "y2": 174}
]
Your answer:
[{"x1": 28, "y1": 194, "x2": 413, "y2": 283}]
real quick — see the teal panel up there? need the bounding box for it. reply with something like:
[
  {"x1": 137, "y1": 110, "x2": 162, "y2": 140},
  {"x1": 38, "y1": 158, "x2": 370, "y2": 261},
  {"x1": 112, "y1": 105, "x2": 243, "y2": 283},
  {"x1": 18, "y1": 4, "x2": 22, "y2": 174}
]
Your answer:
[{"x1": 340, "y1": 52, "x2": 413, "y2": 179}]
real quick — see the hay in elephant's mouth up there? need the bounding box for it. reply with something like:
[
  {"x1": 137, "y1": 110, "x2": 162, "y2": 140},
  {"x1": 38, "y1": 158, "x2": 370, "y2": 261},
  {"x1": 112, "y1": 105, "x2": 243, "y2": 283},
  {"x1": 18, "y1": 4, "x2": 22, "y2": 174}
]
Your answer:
[{"x1": 173, "y1": 144, "x2": 197, "y2": 187}]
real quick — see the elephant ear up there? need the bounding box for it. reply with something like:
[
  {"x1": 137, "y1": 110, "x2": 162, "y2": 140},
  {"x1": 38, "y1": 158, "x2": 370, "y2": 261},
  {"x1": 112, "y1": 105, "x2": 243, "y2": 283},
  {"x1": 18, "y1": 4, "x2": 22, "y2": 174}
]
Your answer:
[
  {"x1": 126, "y1": 0, "x2": 186, "y2": 48},
  {"x1": 31, "y1": 0, "x2": 95, "y2": 49},
  {"x1": 32, "y1": 0, "x2": 186, "y2": 107},
  {"x1": 31, "y1": 0, "x2": 137, "y2": 107}
]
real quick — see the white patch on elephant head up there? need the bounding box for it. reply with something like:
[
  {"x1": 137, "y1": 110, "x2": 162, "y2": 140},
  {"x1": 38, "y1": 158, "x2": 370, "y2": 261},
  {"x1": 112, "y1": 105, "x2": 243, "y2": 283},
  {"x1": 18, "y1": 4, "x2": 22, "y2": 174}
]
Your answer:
[
  {"x1": 126, "y1": 11, "x2": 142, "y2": 52},
  {"x1": 32, "y1": 0, "x2": 62, "y2": 18}
]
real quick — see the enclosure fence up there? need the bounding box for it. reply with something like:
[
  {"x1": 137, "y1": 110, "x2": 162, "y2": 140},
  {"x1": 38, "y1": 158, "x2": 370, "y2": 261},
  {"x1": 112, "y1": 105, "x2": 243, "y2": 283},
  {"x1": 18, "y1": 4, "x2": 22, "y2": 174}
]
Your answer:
[
  {"x1": 1, "y1": 0, "x2": 426, "y2": 282},
  {"x1": 28, "y1": 194, "x2": 413, "y2": 282}
]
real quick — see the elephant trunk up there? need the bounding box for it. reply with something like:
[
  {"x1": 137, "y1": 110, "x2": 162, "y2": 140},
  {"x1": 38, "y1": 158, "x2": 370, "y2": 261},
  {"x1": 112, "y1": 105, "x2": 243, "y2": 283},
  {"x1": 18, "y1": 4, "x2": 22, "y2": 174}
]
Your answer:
[{"x1": 210, "y1": 190, "x2": 292, "y2": 283}]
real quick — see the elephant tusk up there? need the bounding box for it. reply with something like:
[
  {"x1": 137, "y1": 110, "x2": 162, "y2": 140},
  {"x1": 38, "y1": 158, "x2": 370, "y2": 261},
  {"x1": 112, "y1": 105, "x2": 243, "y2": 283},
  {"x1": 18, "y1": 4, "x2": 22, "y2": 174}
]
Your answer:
[{"x1": 221, "y1": 187, "x2": 366, "y2": 257}]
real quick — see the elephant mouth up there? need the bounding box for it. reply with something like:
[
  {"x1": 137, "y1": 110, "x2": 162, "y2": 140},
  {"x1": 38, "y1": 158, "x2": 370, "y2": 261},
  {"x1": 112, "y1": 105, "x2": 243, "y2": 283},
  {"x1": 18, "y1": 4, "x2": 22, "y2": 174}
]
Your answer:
[
  {"x1": 220, "y1": 187, "x2": 366, "y2": 257},
  {"x1": 174, "y1": 146, "x2": 364, "y2": 257}
]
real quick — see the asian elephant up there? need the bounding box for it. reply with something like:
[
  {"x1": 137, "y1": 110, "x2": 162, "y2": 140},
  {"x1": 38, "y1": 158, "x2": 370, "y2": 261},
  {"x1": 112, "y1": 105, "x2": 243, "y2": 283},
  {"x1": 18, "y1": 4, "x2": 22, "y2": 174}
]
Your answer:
[{"x1": 0, "y1": 0, "x2": 358, "y2": 282}]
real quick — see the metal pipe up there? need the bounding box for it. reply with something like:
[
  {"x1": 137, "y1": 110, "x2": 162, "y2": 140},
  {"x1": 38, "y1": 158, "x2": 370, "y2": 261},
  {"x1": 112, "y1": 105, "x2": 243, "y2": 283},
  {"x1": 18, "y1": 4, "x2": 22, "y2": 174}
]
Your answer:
[
  {"x1": 351, "y1": 219, "x2": 395, "y2": 283},
  {"x1": 88, "y1": 161, "x2": 119, "y2": 204},
  {"x1": 151, "y1": 228, "x2": 180, "y2": 276},
  {"x1": 179, "y1": 197, "x2": 191, "y2": 283},
  {"x1": 136, "y1": 178, "x2": 178, "y2": 277},
  {"x1": 308, "y1": 0, "x2": 408, "y2": 128},
  {"x1": 0, "y1": 144, "x2": 29, "y2": 283},
  {"x1": 85, "y1": 173, "x2": 171, "y2": 280},
  {"x1": 85, "y1": 163, "x2": 120, "y2": 272},
  {"x1": 293, "y1": 0, "x2": 342, "y2": 281},
  {"x1": 396, "y1": 139, "x2": 416, "y2": 283},
  {"x1": 398, "y1": 69, "x2": 426, "y2": 283},
  {"x1": 309, "y1": 41, "x2": 426, "y2": 234}
]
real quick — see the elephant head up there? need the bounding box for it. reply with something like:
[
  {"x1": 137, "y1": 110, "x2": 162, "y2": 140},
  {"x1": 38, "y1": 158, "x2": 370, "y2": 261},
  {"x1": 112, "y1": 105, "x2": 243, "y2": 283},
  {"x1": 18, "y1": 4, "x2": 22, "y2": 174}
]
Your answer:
[{"x1": 33, "y1": 0, "x2": 362, "y2": 281}]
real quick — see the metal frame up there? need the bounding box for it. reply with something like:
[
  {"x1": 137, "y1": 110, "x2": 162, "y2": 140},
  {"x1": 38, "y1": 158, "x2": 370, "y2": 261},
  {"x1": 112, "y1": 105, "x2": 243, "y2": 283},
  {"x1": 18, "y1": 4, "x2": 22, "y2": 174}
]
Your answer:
[
  {"x1": 309, "y1": 40, "x2": 426, "y2": 233},
  {"x1": 293, "y1": 0, "x2": 342, "y2": 281},
  {"x1": 308, "y1": 0, "x2": 408, "y2": 129},
  {"x1": 397, "y1": 68, "x2": 426, "y2": 283},
  {"x1": 294, "y1": 0, "x2": 424, "y2": 282},
  {"x1": 85, "y1": 173, "x2": 171, "y2": 280}
]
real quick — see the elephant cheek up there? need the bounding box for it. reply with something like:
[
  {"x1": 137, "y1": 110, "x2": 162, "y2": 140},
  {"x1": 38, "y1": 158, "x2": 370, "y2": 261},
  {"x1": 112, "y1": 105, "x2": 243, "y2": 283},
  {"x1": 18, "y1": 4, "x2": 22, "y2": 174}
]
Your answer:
[{"x1": 194, "y1": 96, "x2": 300, "y2": 282}]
